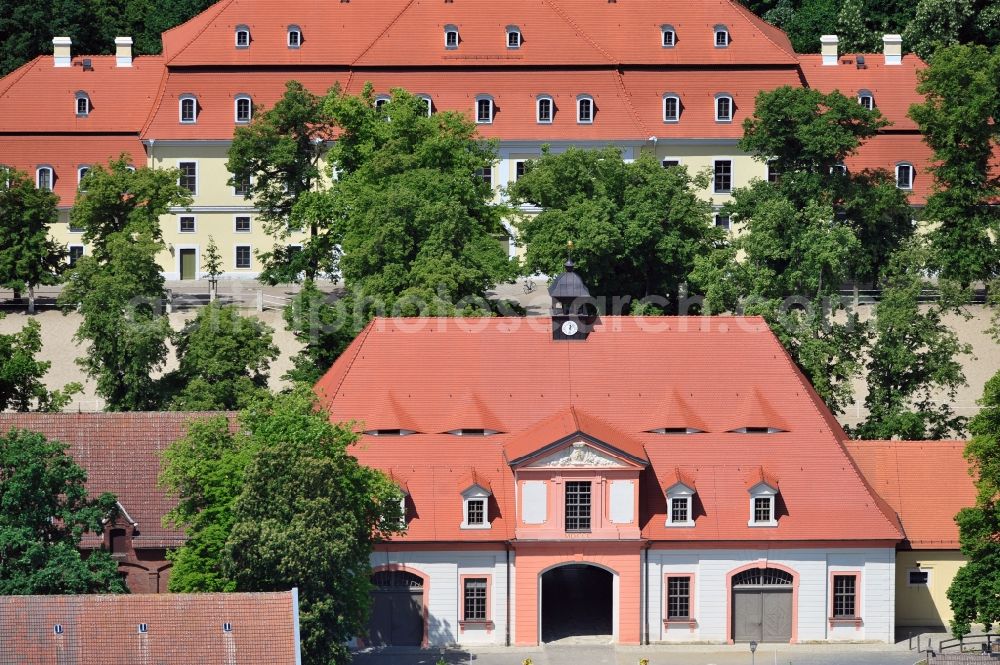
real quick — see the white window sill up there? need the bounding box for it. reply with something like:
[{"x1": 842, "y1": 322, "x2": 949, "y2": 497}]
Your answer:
[
  {"x1": 460, "y1": 523, "x2": 492, "y2": 530},
  {"x1": 665, "y1": 521, "x2": 695, "y2": 528},
  {"x1": 747, "y1": 520, "x2": 778, "y2": 527}
]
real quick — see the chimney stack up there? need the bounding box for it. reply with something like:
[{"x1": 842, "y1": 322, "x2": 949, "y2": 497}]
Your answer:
[
  {"x1": 115, "y1": 37, "x2": 133, "y2": 68},
  {"x1": 53, "y1": 37, "x2": 72, "y2": 68},
  {"x1": 883, "y1": 34, "x2": 902, "y2": 65},
  {"x1": 820, "y1": 35, "x2": 839, "y2": 66}
]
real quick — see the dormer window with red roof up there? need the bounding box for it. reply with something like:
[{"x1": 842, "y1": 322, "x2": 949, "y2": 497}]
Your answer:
[
  {"x1": 36, "y1": 166, "x2": 53, "y2": 191},
  {"x1": 459, "y1": 474, "x2": 492, "y2": 530},
  {"x1": 665, "y1": 470, "x2": 696, "y2": 527},
  {"x1": 444, "y1": 25, "x2": 459, "y2": 50},
  {"x1": 715, "y1": 94, "x2": 733, "y2": 122},
  {"x1": 747, "y1": 468, "x2": 779, "y2": 527},
  {"x1": 418, "y1": 94, "x2": 433, "y2": 117},
  {"x1": 858, "y1": 90, "x2": 874, "y2": 110},
  {"x1": 506, "y1": 26, "x2": 522, "y2": 49},
  {"x1": 476, "y1": 96, "x2": 494, "y2": 124},
  {"x1": 896, "y1": 162, "x2": 914, "y2": 190},
  {"x1": 179, "y1": 95, "x2": 197, "y2": 124},
  {"x1": 287, "y1": 25, "x2": 302, "y2": 49},
  {"x1": 447, "y1": 429, "x2": 499, "y2": 436},
  {"x1": 661, "y1": 25, "x2": 676, "y2": 47},
  {"x1": 663, "y1": 94, "x2": 680, "y2": 122},
  {"x1": 364, "y1": 429, "x2": 416, "y2": 436},
  {"x1": 235, "y1": 95, "x2": 252, "y2": 124},
  {"x1": 235, "y1": 25, "x2": 250, "y2": 49},
  {"x1": 537, "y1": 96, "x2": 553, "y2": 124},
  {"x1": 714, "y1": 25, "x2": 730, "y2": 47},
  {"x1": 730, "y1": 426, "x2": 784, "y2": 434},
  {"x1": 577, "y1": 95, "x2": 594, "y2": 124},
  {"x1": 374, "y1": 95, "x2": 390, "y2": 112},
  {"x1": 75, "y1": 92, "x2": 90, "y2": 117}
]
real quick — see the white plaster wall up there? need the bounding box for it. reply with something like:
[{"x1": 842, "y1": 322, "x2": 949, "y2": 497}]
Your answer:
[
  {"x1": 646, "y1": 548, "x2": 895, "y2": 644},
  {"x1": 369, "y1": 550, "x2": 512, "y2": 646}
]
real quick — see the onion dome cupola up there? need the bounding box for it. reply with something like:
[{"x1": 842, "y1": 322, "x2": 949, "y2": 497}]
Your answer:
[{"x1": 549, "y1": 241, "x2": 598, "y2": 341}]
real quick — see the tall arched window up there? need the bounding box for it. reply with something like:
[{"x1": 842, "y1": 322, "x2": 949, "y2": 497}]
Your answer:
[
  {"x1": 444, "y1": 25, "x2": 459, "y2": 49},
  {"x1": 36, "y1": 166, "x2": 54, "y2": 191},
  {"x1": 663, "y1": 93, "x2": 680, "y2": 122},
  {"x1": 714, "y1": 25, "x2": 730, "y2": 47},
  {"x1": 235, "y1": 95, "x2": 252, "y2": 124},
  {"x1": 75, "y1": 91, "x2": 91, "y2": 117},
  {"x1": 417, "y1": 95, "x2": 433, "y2": 117},
  {"x1": 715, "y1": 93, "x2": 734, "y2": 122},
  {"x1": 179, "y1": 95, "x2": 197, "y2": 124},
  {"x1": 895, "y1": 162, "x2": 914, "y2": 190},
  {"x1": 661, "y1": 25, "x2": 676, "y2": 47},
  {"x1": 235, "y1": 25, "x2": 250, "y2": 48},
  {"x1": 536, "y1": 95, "x2": 553, "y2": 124},
  {"x1": 577, "y1": 95, "x2": 594, "y2": 124},
  {"x1": 287, "y1": 25, "x2": 302, "y2": 48}
]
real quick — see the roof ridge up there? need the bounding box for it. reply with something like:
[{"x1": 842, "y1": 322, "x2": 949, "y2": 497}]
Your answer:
[
  {"x1": 164, "y1": 0, "x2": 238, "y2": 66},
  {"x1": 0, "y1": 56, "x2": 43, "y2": 99},
  {"x1": 139, "y1": 65, "x2": 171, "y2": 138},
  {"x1": 328, "y1": 318, "x2": 376, "y2": 403},
  {"x1": 541, "y1": 0, "x2": 616, "y2": 65},
  {"x1": 351, "y1": 0, "x2": 421, "y2": 66}
]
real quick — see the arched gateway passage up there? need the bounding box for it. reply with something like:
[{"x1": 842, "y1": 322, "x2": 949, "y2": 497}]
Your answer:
[
  {"x1": 368, "y1": 570, "x2": 425, "y2": 646},
  {"x1": 540, "y1": 564, "x2": 614, "y2": 643}
]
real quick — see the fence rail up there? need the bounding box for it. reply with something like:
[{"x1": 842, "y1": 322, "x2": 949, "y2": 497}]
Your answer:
[{"x1": 939, "y1": 633, "x2": 1000, "y2": 654}]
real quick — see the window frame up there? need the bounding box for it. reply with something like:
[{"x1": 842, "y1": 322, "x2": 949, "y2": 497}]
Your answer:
[
  {"x1": 830, "y1": 571, "x2": 861, "y2": 622},
  {"x1": 514, "y1": 160, "x2": 527, "y2": 181},
  {"x1": 536, "y1": 95, "x2": 554, "y2": 124},
  {"x1": 36, "y1": 166, "x2": 54, "y2": 191},
  {"x1": 460, "y1": 574, "x2": 493, "y2": 626},
  {"x1": 177, "y1": 160, "x2": 198, "y2": 196},
  {"x1": 663, "y1": 93, "x2": 680, "y2": 123},
  {"x1": 233, "y1": 172, "x2": 252, "y2": 197},
  {"x1": 235, "y1": 25, "x2": 250, "y2": 49},
  {"x1": 178, "y1": 214, "x2": 197, "y2": 234},
  {"x1": 895, "y1": 162, "x2": 914, "y2": 190},
  {"x1": 715, "y1": 94, "x2": 734, "y2": 123},
  {"x1": 234, "y1": 244, "x2": 252, "y2": 270},
  {"x1": 767, "y1": 160, "x2": 780, "y2": 184},
  {"x1": 506, "y1": 25, "x2": 522, "y2": 49},
  {"x1": 713, "y1": 159, "x2": 733, "y2": 194},
  {"x1": 287, "y1": 25, "x2": 302, "y2": 49},
  {"x1": 858, "y1": 90, "x2": 875, "y2": 110},
  {"x1": 577, "y1": 95, "x2": 594, "y2": 124},
  {"x1": 714, "y1": 213, "x2": 732, "y2": 230},
  {"x1": 234, "y1": 215, "x2": 252, "y2": 233},
  {"x1": 714, "y1": 25, "x2": 730, "y2": 47},
  {"x1": 664, "y1": 573, "x2": 695, "y2": 624},
  {"x1": 661, "y1": 25, "x2": 676, "y2": 48},
  {"x1": 907, "y1": 568, "x2": 930, "y2": 587},
  {"x1": 417, "y1": 94, "x2": 433, "y2": 117},
  {"x1": 661, "y1": 159, "x2": 681, "y2": 169},
  {"x1": 461, "y1": 484, "x2": 492, "y2": 530},
  {"x1": 476, "y1": 166, "x2": 493, "y2": 189},
  {"x1": 234, "y1": 94, "x2": 252, "y2": 124},
  {"x1": 475, "y1": 95, "x2": 494, "y2": 124},
  {"x1": 665, "y1": 482, "x2": 695, "y2": 527},
  {"x1": 68, "y1": 244, "x2": 85, "y2": 268},
  {"x1": 374, "y1": 95, "x2": 391, "y2": 113},
  {"x1": 77, "y1": 165, "x2": 90, "y2": 190},
  {"x1": 444, "y1": 25, "x2": 460, "y2": 50},
  {"x1": 747, "y1": 481, "x2": 778, "y2": 527},
  {"x1": 179, "y1": 95, "x2": 198, "y2": 124},
  {"x1": 75, "y1": 92, "x2": 91, "y2": 117},
  {"x1": 564, "y1": 480, "x2": 592, "y2": 532}
]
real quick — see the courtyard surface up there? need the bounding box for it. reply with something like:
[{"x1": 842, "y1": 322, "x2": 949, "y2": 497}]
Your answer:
[{"x1": 352, "y1": 643, "x2": 923, "y2": 665}]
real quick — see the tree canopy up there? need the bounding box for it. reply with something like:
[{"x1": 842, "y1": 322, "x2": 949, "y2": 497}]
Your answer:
[
  {"x1": 0, "y1": 166, "x2": 63, "y2": 299},
  {"x1": 0, "y1": 428, "x2": 126, "y2": 594},
  {"x1": 510, "y1": 147, "x2": 720, "y2": 313},
  {"x1": 0, "y1": 317, "x2": 81, "y2": 412}
]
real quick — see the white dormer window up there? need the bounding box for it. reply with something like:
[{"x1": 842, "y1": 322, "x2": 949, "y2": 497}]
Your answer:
[
  {"x1": 461, "y1": 484, "x2": 492, "y2": 529},
  {"x1": 714, "y1": 25, "x2": 730, "y2": 47},
  {"x1": 506, "y1": 26, "x2": 522, "y2": 48},
  {"x1": 858, "y1": 90, "x2": 874, "y2": 110},
  {"x1": 663, "y1": 93, "x2": 680, "y2": 122},
  {"x1": 235, "y1": 95, "x2": 252, "y2": 124},
  {"x1": 896, "y1": 162, "x2": 914, "y2": 190},
  {"x1": 661, "y1": 25, "x2": 676, "y2": 47},
  {"x1": 537, "y1": 95, "x2": 553, "y2": 124},
  {"x1": 374, "y1": 95, "x2": 391, "y2": 112},
  {"x1": 445, "y1": 25, "x2": 459, "y2": 49},
  {"x1": 418, "y1": 95, "x2": 433, "y2": 117},
  {"x1": 748, "y1": 481, "x2": 779, "y2": 527},
  {"x1": 665, "y1": 482, "x2": 696, "y2": 527},
  {"x1": 715, "y1": 94, "x2": 733, "y2": 122},
  {"x1": 36, "y1": 166, "x2": 54, "y2": 191},
  {"x1": 77, "y1": 166, "x2": 90, "y2": 190},
  {"x1": 75, "y1": 92, "x2": 90, "y2": 117},
  {"x1": 235, "y1": 25, "x2": 250, "y2": 48},
  {"x1": 577, "y1": 95, "x2": 594, "y2": 124},
  {"x1": 476, "y1": 95, "x2": 494, "y2": 124},
  {"x1": 179, "y1": 95, "x2": 197, "y2": 124},
  {"x1": 287, "y1": 25, "x2": 302, "y2": 48}
]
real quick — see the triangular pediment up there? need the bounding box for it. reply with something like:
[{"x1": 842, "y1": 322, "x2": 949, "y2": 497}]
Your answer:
[{"x1": 525, "y1": 441, "x2": 634, "y2": 469}]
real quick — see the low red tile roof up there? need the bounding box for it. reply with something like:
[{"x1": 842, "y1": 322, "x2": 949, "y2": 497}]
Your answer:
[
  {"x1": 637, "y1": 388, "x2": 708, "y2": 433},
  {"x1": 0, "y1": 413, "x2": 233, "y2": 549},
  {"x1": 456, "y1": 468, "x2": 493, "y2": 494},
  {"x1": 666, "y1": 467, "x2": 697, "y2": 491},
  {"x1": 503, "y1": 406, "x2": 650, "y2": 466},
  {"x1": 845, "y1": 439, "x2": 975, "y2": 549},
  {"x1": 845, "y1": 132, "x2": 935, "y2": 205},
  {"x1": 745, "y1": 465, "x2": 779, "y2": 489},
  {"x1": 317, "y1": 316, "x2": 905, "y2": 544},
  {"x1": 0, "y1": 591, "x2": 299, "y2": 664}
]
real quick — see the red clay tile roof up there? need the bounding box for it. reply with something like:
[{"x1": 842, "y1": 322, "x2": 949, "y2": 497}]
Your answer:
[
  {"x1": 745, "y1": 465, "x2": 779, "y2": 489},
  {"x1": 665, "y1": 467, "x2": 697, "y2": 491},
  {"x1": 0, "y1": 412, "x2": 233, "y2": 549},
  {"x1": 0, "y1": 591, "x2": 298, "y2": 664},
  {"x1": 456, "y1": 468, "x2": 493, "y2": 494},
  {"x1": 845, "y1": 132, "x2": 934, "y2": 205},
  {"x1": 0, "y1": 55, "x2": 165, "y2": 134},
  {"x1": 845, "y1": 439, "x2": 974, "y2": 549},
  {"x1": 502, "y1": 406, "x2": 650, "y2": 466},
  {"x1": 316, "y1": 316, "x2": 904, "y2": 544},
  {"x1": 728, "y1": 387, "x2": 788, "y2": 432},
  {"x1": 439, "y1": 391, "x2": 507, "y2": 434},
  {"x1": 638, "y1": 388, "x2": 708, "y2": 433}
]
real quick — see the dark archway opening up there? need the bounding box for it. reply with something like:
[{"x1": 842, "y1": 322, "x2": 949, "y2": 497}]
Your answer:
[{"x1": 541, "y1": 564, "x2": 613, "y2": 643}]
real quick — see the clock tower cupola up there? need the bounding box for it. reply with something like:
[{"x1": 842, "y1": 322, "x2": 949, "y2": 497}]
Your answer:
[{"x1": 549, "y1": 242, "x2": 597, "y2": 341}]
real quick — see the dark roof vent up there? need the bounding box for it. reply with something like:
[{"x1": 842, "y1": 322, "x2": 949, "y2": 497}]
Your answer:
[
  {"x1": 81, "y1": 59, "x2": 93, "y2": 71},
  {"x1": 223, "y1": 622, "x2": 233, "y2": 633},
  {"x1": 856, "y1": 55, "x2": 866, "y2": 69},
  {"x1": 138, "y1": 623, "x2": 148, "y2": 633},
  {"x1": 53, "y1": 624, "x2": 64, "y2": 635}
]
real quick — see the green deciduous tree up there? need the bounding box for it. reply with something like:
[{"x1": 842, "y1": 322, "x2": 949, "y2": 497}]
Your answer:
[
  {"x1": 281, "y1": 283, "x2": 364, "y2": 385},
  {"x1": 0, "y1": 428, "x2": 126, "y2": 594},
  {"x1": 903, "y1": 0, "x2": 975, "y2": 60},
  {"x1": 909, "y1": 44, "x2": 1000, "y2": 287},
  {"x1": 165, "y1": 303, "x2": 278, "y2": 411},
  {"x1": 509, "y1": 147, "x2": 720, "y2": 312},
  {"x1": 0, "y1": 317, "x2": 82, "y2": 412},
  {"x1": 851, "y1": 243, "x2": 970, "y2": 439},
  {"x1": 0, "y1": 166, "x2": 63, "y2": 309},
  {"x1": 948, "y1": 369, "x2": 1000, "y2": 635},
  {"x1": 60, "y1": 157, "x2": 189, "y2": 411}
]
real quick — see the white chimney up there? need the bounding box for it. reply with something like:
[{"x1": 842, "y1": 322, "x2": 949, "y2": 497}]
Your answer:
[
  {"x1": 821, "y1": 35, "x2": 839, "y2": 66},
  {"x1": 115, "y1": 37, "x2": 133, "y2": 68},
  {"x1": 53, "y1": 37, "x2": 72, "y2": 68},
  {"x1": 883, "y1": 34, "x2": 902, "y2": 65}
]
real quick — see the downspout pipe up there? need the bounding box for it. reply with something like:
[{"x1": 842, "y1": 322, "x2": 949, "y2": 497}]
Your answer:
[
  {"x1": 505, "y1": 541, "x2": 512, "y2": 647},
  {"x1": 643, "y1": 541, "x2": 652, "y2": 645}
]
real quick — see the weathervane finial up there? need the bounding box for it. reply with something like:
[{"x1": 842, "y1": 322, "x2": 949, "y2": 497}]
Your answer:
[{"x1": 565, "y1": 240, "x2": 575, "y2": 271}]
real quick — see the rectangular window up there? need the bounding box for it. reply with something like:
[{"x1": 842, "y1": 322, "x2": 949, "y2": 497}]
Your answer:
[
  {"x1": 578, "y1": 98, "x2": 593, "y2": 123},
  {"x1": 477, "y1": 167, "x2": 492, "y2": 188},
  {"x1": 477, "y1": 99, "x2": 492, "y2": 123},
  {"x1": 234, "y1": 174, "x2": 251, "y2": 196},
  {"x1": 180, "y1": 98, "x2": 196, "y2": 123},
  {"x1": 515, "y1": 161, "x2": 526, "y2": 181},
  {"x1": 897, "y1": 164, "x2": 913, "y2": 189},
  {"x1": 754, "y1": 496, "x2": 772, "y2": 523},
  {"x1": 666, "y1": 576, "x2": 691, "y2": 620},
  {"x1": 662, "y1": 160, "x2": 680, "y2": 169},
  {"x1": 767, "y1": 162, "x2": 780, "y2": 184},
  {"x1": 538, "y1": 98, "x2": 552, "y2": 123},
  {"x1": 664, "y1": 97, "x2": 679, "y2": 122},
  {"x1": 565, "y1": 481, "x2": 591, "y2": 531},
  {"x1": 663, "y1": 30, "x2": 675, "y2": 47},
  {"x1": 446, "y1": 30, "x2": 459, "y2": 49},
  {"x1": 670, "y1": 497, "x2": 689, "y2": 523},
  {"x1": 716, "y1": 97, "x2": 732, "y2": 121},
  {"x1": 463, "y1": 578, "x2": 488, "y2": 621},
  {"x1": 179, "y1": 216, "x2": 196, "y2": 233},
  {"x1": 713, "y1": 160, "x2": 732, "y2": 193},
  {"x1": 715, "y1": 214, "x2": 731, "y2": 230},
  {"x1": 833, "y1": 575, "x2": 857, "y2": 618},
  {"x1": 236, "y1": 98, "x2": 251, "y2": 123},
  {"x1": 235, "y1": 245, "x2": 252, "y2": 269},
  {"x1": 178, "y1": 162, "x2": 197, "y2": 194},
  {"x1": 715, "y1": 30, "x2": 729, "y2": 47},
  {"x1": 235, "y1": 216, "x2": 251, "y2": 233},
  {"x1": 37, "y1": 168, "x2": 53, "y2": 191},
  {"x1": 466, "y1": 498, "x2": 485, "y2": 526},
  {"x1": 908, "y1": 570, "x2": 929, "y2": 586},
  {"x1": 68, "y1": 245, "x2": 84, "y2": 267}
]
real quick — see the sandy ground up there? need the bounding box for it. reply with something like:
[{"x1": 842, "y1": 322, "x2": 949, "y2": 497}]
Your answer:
[{"x1": 1, "y1": 278, "x2": 998, "y2": 430}]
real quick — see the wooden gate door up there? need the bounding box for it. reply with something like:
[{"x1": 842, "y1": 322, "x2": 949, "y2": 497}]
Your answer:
[
  {"x1": 368, "y1": 571, "x2": 424, "y2": 646},
  {"x1": 731, "y1": 567, "x2": 794, "y2": 643}
]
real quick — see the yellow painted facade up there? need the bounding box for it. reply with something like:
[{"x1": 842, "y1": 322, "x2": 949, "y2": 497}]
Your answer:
[{"x1": 895, "y1": 550, "x2": 967, "y2": 628}]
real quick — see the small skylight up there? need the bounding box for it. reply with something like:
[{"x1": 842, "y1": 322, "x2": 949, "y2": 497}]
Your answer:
[
  {"x1": 730, "y1": 427, "x2": 784, "y2": 434},
  {"x1": 138, "y1": 623, "x2": 149, "y2": 634},
  {"x1": 364, "y1": 429, "x2": 416, "y2": 436},
  {"x1": 53, "y1": 624, "x2": 64, "y2": 635},
  {"x1": 647, "y1": 427, "x2": 703, "y2": 434},
  {"x1": 446, "y1": 429, "x2": 500, "y2": 436},
  {"x1": 223, "y1": 622, "x2": 233, "y2": 633}
]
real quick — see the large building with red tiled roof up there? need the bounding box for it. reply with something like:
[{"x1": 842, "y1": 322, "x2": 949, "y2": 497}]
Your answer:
[
  {"x1": 0, "y1": 590, "x2": 301, "y2": 663},
  {"x1": 308, "y1": 265, "x2": 912, "y2": 646},
  {"x1": 0, "y1": 0, "x2": 933, "y2": 279}
]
